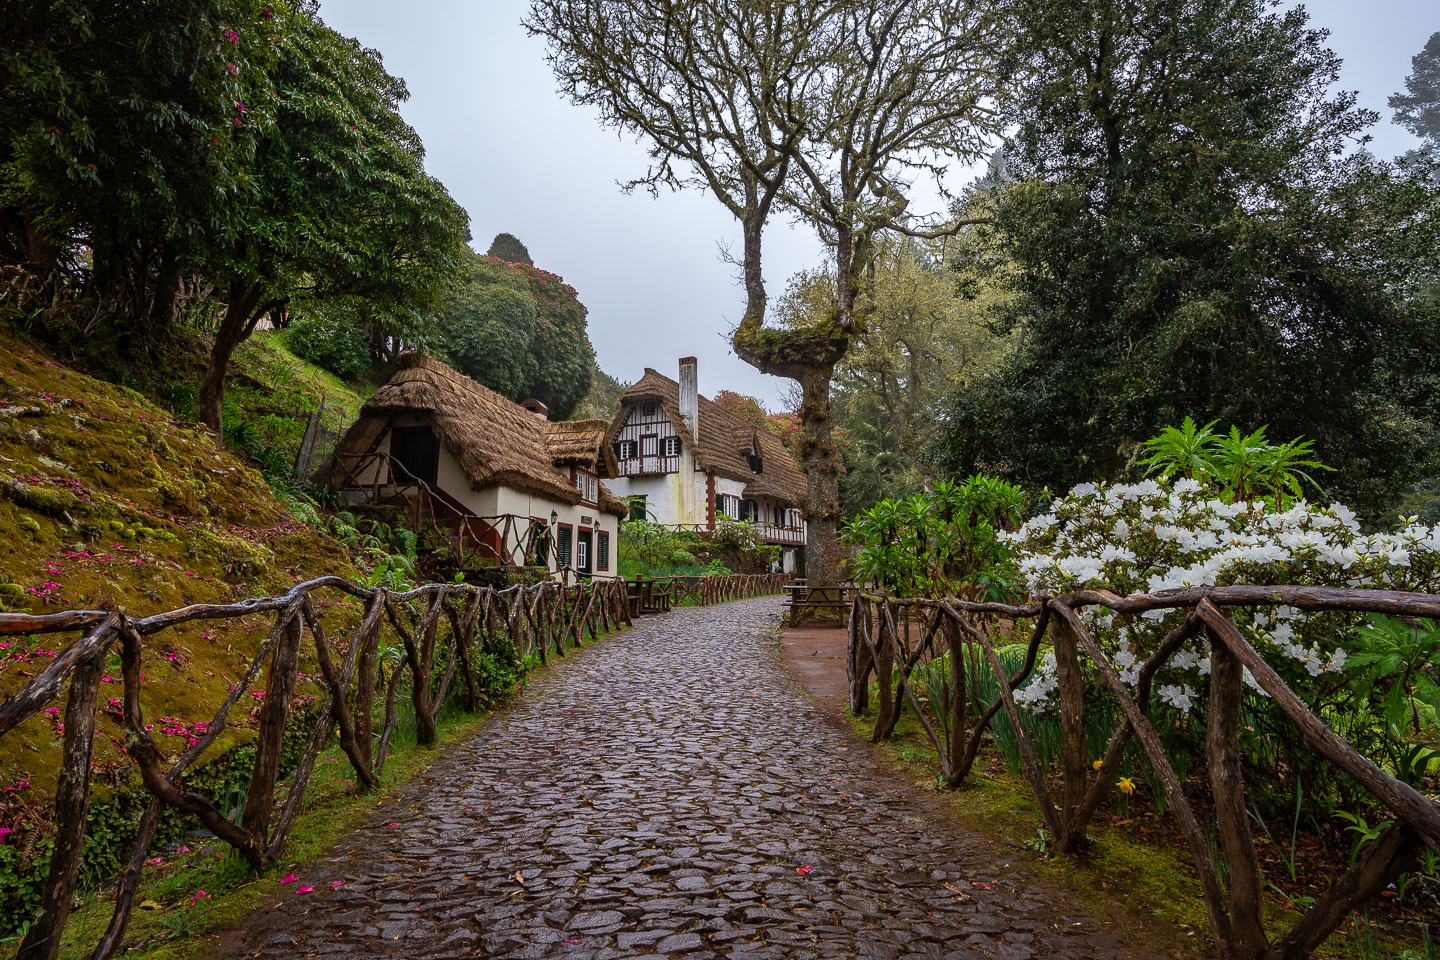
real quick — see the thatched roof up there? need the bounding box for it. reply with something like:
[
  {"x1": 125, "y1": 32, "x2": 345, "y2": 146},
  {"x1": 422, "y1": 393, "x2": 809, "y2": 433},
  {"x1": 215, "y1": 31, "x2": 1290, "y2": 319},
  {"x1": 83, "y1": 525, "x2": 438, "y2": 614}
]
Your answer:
[
  {"x1": 316, "y1": 353, "x2": 626, "y2": 515},
  {"x1": 609, "y1": 369, "x2": 807, "y2": 506},
  {"x1": 545, "y1": 420, "x2": 613, "y2": 470}
]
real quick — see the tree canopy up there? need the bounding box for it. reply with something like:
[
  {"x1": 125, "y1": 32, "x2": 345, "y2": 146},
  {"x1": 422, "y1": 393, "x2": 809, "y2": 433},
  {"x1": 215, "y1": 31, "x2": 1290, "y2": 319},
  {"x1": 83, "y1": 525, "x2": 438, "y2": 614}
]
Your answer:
[
  {"x1": 435, "y1": 253, "x2": 594, "y2": 418},
  {"x1": 197, "y1": 7, "x2": 469, "y2": 434},
  {"x1": 486, "y1": 232, "x2": 534, "y2": 265},
  {"x1": 1391, "y1": 31, "x2": 1440, "y2": 160},
  {"x1": 928, "y1": 0, "x2": 1438, "y2": 520}
]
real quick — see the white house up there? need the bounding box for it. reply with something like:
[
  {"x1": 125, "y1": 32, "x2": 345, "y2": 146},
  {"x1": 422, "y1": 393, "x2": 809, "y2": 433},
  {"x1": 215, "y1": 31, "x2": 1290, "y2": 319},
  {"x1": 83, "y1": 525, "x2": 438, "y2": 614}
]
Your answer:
[
  {"x1": 602, "y1": 357, "x2": 807, "y2": 573},
  {"x1": 315, "y1": 353, "x2": 626, "y2": 581}
]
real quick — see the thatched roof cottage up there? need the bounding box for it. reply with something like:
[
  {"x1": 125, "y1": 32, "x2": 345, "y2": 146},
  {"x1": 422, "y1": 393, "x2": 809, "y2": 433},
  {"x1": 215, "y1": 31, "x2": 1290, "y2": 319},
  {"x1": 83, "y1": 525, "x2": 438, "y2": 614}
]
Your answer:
[
  {"x1": 603, "y1": 357, "x2": 807, "y2": 573},
  {"x1": 315, "y1": 353, "x2": 625, "y2": 580}
]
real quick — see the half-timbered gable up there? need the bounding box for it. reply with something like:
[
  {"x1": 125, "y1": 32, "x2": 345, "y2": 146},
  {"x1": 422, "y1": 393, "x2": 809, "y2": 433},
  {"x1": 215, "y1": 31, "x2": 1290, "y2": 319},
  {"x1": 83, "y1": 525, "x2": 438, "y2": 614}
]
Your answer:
[{"x1": 602, "y1": 358, "x2": 807, "y2": 570}]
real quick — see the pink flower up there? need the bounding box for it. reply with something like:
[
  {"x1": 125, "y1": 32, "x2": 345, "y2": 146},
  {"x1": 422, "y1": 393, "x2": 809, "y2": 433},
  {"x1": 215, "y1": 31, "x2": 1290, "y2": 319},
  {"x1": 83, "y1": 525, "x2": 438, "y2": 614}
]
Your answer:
[
  {"x1": 232, "y1": 117, "x2": 243, "y2": 128},
  {"x1": 795, "y1": 864, "x2": 814, "y2": 876},
  {"x1": 329, "y1": 880, "x2": 343, "y2": 889},
  {"x1": 279, "y1": 873, "x2": 298, "y2": 884},
  {"x1": 189, "y1": 889, "x2": 208, "y2": 905},
  {"x1": 226, "y1": 62, "x2": 238, "y2": 76},
  {"x1": 178, "y1": 845, "x2": 191, "y2": 854},
  {"x1": 224, "y1": 29, "x2": 239, "y2": 44},
  {"x1": 0, "y1": 827, "x2": 12, "y2": 842},
  {"x1": 296, "y1": 885, "x2": 315, "y2": 895},
  {"x1": 147, "y1": 857, "x2": 164, "y2": 866}
]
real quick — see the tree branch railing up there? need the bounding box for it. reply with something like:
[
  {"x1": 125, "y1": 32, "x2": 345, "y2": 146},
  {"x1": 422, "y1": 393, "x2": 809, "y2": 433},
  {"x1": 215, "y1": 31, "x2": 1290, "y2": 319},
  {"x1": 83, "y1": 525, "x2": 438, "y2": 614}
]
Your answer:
[
  {"x1": 0, "y1": 574, "x2": 637, "y2": 960},
  {"x1": 0, "y1": 567, "x2": 795, "y2": 959},
  {"x1": 847, "y1": 586, "x2": 1440, "y2": 960},
  {"x1": 629, "y1": 572, "x2": 790, "y2": 611}
]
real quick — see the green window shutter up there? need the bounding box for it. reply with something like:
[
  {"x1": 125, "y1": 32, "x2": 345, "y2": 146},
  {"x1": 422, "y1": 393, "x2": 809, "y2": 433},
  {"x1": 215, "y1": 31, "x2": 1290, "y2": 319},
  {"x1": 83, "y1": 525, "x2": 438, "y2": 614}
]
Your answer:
[
  {"x1": 557, "y1": 526, "x2": 572, "y2": 566},
  {"x1": 597, "y1": 532, "x2": 609, "y2": 570}
]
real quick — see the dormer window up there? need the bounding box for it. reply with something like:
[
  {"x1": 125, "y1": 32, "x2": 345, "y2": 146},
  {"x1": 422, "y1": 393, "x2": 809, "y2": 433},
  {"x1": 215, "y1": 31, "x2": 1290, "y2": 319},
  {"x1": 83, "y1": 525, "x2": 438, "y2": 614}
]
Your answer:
[
  {"x1": 662, "y1": 436, "x2": 681, "y2": 457},
  {"x1": 574, "y1": 468, "x2": 598, "y2": 504},
  {"x1": 746, "y1": 452, "x2": 763, "y2": 474},
  {"x1": 642, "y1": 399, "x2": 658, "y2": 418}
]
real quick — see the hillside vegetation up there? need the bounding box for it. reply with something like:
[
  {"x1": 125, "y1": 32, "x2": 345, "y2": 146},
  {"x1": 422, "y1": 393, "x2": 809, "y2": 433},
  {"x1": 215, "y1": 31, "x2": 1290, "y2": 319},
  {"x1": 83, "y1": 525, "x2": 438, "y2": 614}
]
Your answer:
[{"x1": 0, "y1": 331, "x2": 361, "y2": 796}]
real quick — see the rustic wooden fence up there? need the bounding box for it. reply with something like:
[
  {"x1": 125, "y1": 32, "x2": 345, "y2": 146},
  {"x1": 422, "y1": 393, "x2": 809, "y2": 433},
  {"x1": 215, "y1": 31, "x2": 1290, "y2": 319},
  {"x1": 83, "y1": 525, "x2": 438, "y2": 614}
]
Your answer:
[
  {"x1": 665, "y1": 572, "x2": 790, "y2": 606},
  {"x1": 0, "y1": 568, "x2": 781, "y2": 960},
  {"x1": 848, "y1": 586, "x2": 1440, "y2": 960}
]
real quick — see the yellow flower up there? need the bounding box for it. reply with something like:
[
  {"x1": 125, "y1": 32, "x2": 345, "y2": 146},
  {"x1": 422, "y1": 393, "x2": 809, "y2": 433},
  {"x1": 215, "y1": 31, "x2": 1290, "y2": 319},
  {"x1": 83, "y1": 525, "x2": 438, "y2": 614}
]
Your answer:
[
  {"x1": 1092, "y1": 760, "x2": 1103, "y2": 771},
  {"x1": 1117, "y1": 777, "x2": 1136, "y2": 795}
]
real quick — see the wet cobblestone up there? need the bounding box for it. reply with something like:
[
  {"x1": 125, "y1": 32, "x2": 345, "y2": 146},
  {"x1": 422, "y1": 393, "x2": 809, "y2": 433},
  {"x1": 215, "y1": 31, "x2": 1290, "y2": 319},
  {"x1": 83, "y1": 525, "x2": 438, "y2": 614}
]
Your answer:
[{"x1": 218, "y1": 597, "x2": 1168, "y2": 959}]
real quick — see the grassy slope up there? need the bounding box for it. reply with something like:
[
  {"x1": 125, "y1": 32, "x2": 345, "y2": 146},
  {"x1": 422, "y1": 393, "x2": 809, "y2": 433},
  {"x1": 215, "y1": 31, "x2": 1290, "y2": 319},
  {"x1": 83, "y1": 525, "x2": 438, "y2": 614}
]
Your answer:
[{"x1": 0, "y1": 331, "x2": 361, "y2": 796}]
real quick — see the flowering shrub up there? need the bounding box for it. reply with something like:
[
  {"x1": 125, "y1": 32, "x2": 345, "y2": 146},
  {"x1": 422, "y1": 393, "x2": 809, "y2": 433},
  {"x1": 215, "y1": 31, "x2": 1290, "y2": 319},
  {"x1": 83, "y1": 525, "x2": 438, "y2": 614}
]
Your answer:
[{"x1": 1001, "y1": 477, "x2": 1440, "y2": 718}]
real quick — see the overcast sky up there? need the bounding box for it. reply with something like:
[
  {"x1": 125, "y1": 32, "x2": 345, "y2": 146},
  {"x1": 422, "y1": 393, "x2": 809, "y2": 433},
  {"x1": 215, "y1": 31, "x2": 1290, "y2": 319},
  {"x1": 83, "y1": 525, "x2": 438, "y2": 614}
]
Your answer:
[{"x1": 317, "y1": 0, "x2": 1436, "y2": 409}]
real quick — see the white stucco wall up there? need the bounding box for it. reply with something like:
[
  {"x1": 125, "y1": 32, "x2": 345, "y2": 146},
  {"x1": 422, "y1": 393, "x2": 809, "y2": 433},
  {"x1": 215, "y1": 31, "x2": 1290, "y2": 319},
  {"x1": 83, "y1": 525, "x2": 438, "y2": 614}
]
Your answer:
[
  {"x1": 605, "y1": 469, "x2": 706, "y2": 526},
  {"x1": 340, "y1": 416, "x2": 622, "y2": 581}
]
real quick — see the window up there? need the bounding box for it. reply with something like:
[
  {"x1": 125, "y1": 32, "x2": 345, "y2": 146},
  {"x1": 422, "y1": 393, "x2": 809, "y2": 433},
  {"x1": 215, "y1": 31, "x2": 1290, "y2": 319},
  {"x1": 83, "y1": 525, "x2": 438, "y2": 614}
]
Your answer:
[
  {"x1": 390, "y1": 427, "x2": 438, "y2": 484},
  {"x1": 642, "y1": 400, "x2": 658, "y2": 417},
  {"x1": 616, "y1": 440, "x2": 638, "y2": 459},
  {"x1": 641, "y1": 435, "x2": 657, "y2": 456},
  {"x1": 574, "y1": 470, "x2": 598, "y2": 503},
  {"x1": 743, "y1": 499, "x2": 758, "y2": 521},
  {"x1": 628, "y1": 496, "x2": 648, "y2": 522},
  {"x1": 746, "y1": 453, "x2": 764, "y2": 474},
  {"x1": 557, "y1": 525, "x2": 572, "y2": 567},
  {"x1": 597, "y1": 532, "x2": 610, "y2": 570},
  {"x1": 662, "y1": 436, "x2": 681, "y2": 457}
]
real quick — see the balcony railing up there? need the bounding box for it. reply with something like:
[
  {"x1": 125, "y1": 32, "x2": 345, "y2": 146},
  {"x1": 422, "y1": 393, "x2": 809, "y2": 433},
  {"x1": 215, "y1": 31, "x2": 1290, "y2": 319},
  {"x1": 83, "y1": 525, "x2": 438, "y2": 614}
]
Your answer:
[
  {"x1": 754, "y1": 521, "x2": 805, "y2": 545},
  {"x1": 616, "y1": 455, "x2": 678, "y2": 476}
]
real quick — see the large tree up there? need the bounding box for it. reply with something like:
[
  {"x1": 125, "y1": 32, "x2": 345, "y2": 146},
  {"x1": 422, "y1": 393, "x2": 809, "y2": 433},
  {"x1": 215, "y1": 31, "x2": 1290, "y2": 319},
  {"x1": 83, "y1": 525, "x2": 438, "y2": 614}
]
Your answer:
[
  {"x1": 196, "y1": 7, "x2": 469, "y2": 435},
  {"x1": 1, "y1": 0, "x2": 276, "y2": 323},
  {"x1": 930, "y1": 0, "x2": 1436, "y2": 519},
  {"x1": 435, "y1": 253, "x2": 594, "y2": 418},
  {"x1": 827, "y1": 233, "x2": 1011, "y2": 512},
  {"x1": 1391, "y1": 31, "x2": 1440, "y2": 162},
  {"x1": 528, "y1": 0, "x2": 1004, "y2": 582}
]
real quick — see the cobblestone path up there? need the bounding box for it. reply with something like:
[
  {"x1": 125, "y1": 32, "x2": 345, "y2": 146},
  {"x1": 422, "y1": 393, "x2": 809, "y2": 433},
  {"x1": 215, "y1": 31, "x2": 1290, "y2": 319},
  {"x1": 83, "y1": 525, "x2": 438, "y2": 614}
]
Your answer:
[{"x1": 220, "y1": 597, "x2": 1165, "y2": 960}]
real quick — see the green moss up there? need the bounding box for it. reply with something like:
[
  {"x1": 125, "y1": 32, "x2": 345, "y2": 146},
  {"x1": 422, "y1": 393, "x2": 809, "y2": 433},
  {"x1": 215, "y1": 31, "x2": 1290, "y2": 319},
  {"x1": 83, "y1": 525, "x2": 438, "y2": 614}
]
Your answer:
[{"x1": 2, "y1": 478, "x2": 78, "y2": 516}]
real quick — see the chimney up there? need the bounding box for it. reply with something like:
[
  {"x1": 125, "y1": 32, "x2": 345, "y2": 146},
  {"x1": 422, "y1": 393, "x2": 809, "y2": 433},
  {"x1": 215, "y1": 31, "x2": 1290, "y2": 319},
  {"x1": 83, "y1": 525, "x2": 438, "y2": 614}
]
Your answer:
[
  {"x1": 678, "y1": 357, "x2": 699, "y2": 440},
  {"x1": 520, "y1": 398, "x2": 549, "y2": 421}
]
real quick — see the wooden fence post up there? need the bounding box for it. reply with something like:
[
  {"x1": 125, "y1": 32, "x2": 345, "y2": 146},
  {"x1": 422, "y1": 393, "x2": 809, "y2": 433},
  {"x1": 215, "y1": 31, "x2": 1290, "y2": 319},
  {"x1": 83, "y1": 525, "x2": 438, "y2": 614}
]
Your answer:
[
  {"x1": 241, "y1": 606, "x2": 304, "y2": 839},
  {"x1": 1049, "y1": 605, "x2": 1089, "y2": 847},
  {"x1": 1208, "y1": 628, "x2": 1268, "y2": 956},
  {"x1": 18, "y1": 626, "x2": 111, "y2": 960}
]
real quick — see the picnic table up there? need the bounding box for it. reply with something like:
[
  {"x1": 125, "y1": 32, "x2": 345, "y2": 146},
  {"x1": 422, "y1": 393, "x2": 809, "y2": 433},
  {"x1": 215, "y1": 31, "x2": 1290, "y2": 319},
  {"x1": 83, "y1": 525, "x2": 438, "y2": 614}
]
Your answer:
[
  {"x1": 783, "y1": 581, "x2": 856, "y2": 625},
  {"x1": 626, "y1": 577, "x2": 675, "y2": 617}
]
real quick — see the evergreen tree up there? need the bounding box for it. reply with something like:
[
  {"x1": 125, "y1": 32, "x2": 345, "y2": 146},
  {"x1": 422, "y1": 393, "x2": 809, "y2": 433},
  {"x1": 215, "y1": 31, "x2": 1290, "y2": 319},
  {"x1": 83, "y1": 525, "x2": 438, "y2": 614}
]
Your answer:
[
  {"x1": 931, "y1": 0, "x2": 1436, "y2": 518},
  {"x1": 486, "y1": 232, "x2": 534, "y2": 265},
  {"x1": 435, "y1": 253, "x2": 594, "y2": 418},
  {"x1": 1391, "y1": 32, "x2": 1440, "y2": 162}
]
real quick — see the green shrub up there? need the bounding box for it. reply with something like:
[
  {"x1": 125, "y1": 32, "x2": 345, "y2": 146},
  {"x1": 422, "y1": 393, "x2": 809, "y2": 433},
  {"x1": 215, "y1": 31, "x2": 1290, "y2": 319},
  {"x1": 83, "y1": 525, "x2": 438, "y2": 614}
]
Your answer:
[{"x1": 283, "y1": 314, "x2": 372, "y2": 381}]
